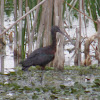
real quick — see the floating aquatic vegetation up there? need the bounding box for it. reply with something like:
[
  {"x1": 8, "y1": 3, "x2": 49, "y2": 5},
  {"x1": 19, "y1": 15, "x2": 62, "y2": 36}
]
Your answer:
[{"x1": 0, "y1": 69, "x2": 100, "y2": 100}]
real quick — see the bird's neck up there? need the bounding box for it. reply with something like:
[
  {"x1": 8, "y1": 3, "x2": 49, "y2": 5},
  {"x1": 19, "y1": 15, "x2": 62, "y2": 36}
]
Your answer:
[{"x1": 51, "y1": 31, "x2": 56, "y2": 51}]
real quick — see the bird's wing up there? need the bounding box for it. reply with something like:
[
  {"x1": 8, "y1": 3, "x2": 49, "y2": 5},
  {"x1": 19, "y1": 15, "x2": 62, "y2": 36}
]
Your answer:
[
  {"x1": 20, "y1": 47, "x2": 54, "y2": 67},
  {"x1": 33, "y1": 53, "x2": 54, "y2": 66},
  {"x1": 20, "y1": 51, "x2": 40, "y2": 67}
]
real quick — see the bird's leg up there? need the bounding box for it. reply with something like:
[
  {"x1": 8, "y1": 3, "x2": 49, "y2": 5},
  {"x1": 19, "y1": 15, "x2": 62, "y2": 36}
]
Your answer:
[
  {"x1": 41, "y1": 66, "x2": 45, "y2": 70},
  {"x1": 27, "y1": 70, "x2": 32, "y2": 85},
  {"x1": 40, "y1": 66, "x2": 45, "y2": 85}
]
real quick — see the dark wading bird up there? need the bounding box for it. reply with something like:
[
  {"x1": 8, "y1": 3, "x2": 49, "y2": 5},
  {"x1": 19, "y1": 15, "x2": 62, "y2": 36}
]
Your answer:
[{"x1": 20, "y1": 26, "x2": 66, "y2": 70}]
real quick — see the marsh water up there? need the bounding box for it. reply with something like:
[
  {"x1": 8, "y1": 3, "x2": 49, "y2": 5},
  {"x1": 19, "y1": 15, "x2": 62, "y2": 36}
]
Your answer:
[
  {"x1": 0, "y1": 68, "x2": 100, "y2": 100},
  {"x1": 0, "y1": 43, "x2": 100, "y2": 100}
]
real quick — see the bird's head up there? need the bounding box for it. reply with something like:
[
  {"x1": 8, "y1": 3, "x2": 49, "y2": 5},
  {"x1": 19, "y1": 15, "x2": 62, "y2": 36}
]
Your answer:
[{"x1": 51, "y1": 26, "x2": 65, "y2": 36}]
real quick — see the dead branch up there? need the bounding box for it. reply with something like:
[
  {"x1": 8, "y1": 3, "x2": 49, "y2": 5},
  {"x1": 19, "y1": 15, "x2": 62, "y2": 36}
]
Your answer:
[
  {"x1": 84, "y1": 33, "x2": 98, "y2": 58},
  {"x1": 82, "y1": 54, "x2": 91, "y2": 66},
  {"x1": 95, "y1": 46, "x2": 100, "y2": 61}
]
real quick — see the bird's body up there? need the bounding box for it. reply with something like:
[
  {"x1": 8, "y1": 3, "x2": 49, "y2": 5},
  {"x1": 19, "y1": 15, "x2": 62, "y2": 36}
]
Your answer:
[
  {"x1": 20, "y1": 26, "x2": 65, "y2": 70},
  {"x1": 21, "y1": 45, "x2": 55, "y2": 70}
]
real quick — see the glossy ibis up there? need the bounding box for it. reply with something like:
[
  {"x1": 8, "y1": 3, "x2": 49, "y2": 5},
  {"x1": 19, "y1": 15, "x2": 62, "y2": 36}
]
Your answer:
[{"x1": 20, "y1": 26, "x2": 65, "y2": 70}]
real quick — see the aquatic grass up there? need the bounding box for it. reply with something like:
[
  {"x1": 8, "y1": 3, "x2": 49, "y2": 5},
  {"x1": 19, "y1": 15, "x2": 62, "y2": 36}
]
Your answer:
[
  {"x1": 92, "y1": 79, "x2": 100, "y2": 88},
  {"x1": 94, "y1": 79, "x2": 100, "y2": 86},
  {"x1": 45, "y1": 66, "x2": 54, "y2": 70},
  {"x1": 0, "y1": 69, "x2": 100, "y2": 99},
  {"x1": 64, "y1": 65, "x2": 90, "y2": 70},
  {"x1": 0, "y1": 72, "x2": 4, "y2": 75},
  {"x1": 93, "y1": 88, "x2": 100, "y2": 92},
  {"x1": 35, "y1": 87, "x2": 41, "y2": 92},
  {"x1": 51, "y1": 88, "x2": 61, "y2": 94},
  {"x1": 60, "y1": 82, "x2": 86, "y2": 96},
  {"x1": 98, "y1": 96, "x2": 100, "y2": 100},
  {"x1": 64, "y1": 65, "x2": 100, "y2": 70},
  {"x1": 41, "y1": 87, "x2": 49, "y2": 93},
  {"x1": 71, "y1": 82, "x2": 86, "y2": 93},
  {"x1": 32, "y1": 93, "x2": 38, "y2": 99},
  {"x1": 23, "y1": 86, "x2": 33, "y2": 91},
  {"x1": 0, "y1": 82, "x2": 4, "y2": 86},
  {"x1": 60, "y1": 85, "x2": 66, "y2": 89},
  {"x1": 6, "y1": 72, "x2": 16, "y2": 76},
  {"x1": 50, "y1": 95, "x2": 58, "y2": 99},
  {"x1": 64, "y1": 65, "x2": 100, "y2": 75},
  {"x1": 6, "y1": 83, "x2": 20, "y2": 90},
  {"x1": 11, "y1": 64, "x2": 100, "y2": 74}
]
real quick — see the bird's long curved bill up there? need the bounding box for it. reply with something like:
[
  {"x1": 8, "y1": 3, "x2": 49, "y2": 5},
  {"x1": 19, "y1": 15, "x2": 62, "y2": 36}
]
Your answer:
[
  {"x1": 59, "y1": 30, "x2": 75, "y2": 46},
  {"x1": 59, "y1": 30, "x2": 66, "y2": 37}
]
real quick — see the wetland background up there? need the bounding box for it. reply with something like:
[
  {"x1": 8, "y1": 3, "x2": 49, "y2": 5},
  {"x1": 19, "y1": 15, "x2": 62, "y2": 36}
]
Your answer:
[{"x1": 0, "y1": 0, "x2": 100, "y2": 99}]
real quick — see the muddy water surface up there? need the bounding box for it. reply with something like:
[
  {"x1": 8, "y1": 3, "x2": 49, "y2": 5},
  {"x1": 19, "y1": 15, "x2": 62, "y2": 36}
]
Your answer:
[{"x1": 0, "y1": 68, "x2": 100, "y2": 100}]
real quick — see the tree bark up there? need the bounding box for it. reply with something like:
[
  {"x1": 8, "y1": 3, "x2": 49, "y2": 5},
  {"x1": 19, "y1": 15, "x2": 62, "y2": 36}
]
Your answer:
[
  {"x1": 53, "y1": 0, "x2": 65, "y2": 70},
  {"x1": 97, "y1": 19, "x2": 100, "y2": 65},
  {"x1": 43, "y1": 0, "x2": 53, "y2": 47},
  {"x1": 26, "y1": 7, "x2": 31, "y2": 55},
  {"x1": 78, "y1": 0, "x2": 82, "y2": 66},
  {"x1": 31, "y1": 0, "x2": 40, "y2": 50},
  {"x1": 74, "y1": 28, "x2": 79, "y2": 66},
  {"x1": 13, "y1": 0, "x2": 17, "y2": 56},
  {"x1": 18, "y1": 0, "x2": 23, "y2": 57},
  {"x1": 0, "y1": 0, "x2": 5, "y2": 44},
  {"x1": 36, "y1": 1, "x2": 47, "y2": 49},
  {"x1": 35, "y1": 0, "x2": 65, "y2": 70}
]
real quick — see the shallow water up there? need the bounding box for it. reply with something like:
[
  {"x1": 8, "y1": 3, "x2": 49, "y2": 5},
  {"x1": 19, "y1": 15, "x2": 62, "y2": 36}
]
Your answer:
[
  {"x1": 0, "y1": 69, "x2": 100, "y2": 100},
  {"x1": 0, "y1": 44, "x2": 17, "y2": 74}
]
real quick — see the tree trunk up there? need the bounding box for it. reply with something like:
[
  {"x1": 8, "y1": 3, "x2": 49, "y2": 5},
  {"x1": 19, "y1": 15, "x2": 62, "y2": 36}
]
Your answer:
[
  {"x1": 0, "y1": 0, "x2": 4, "y2": 72},
  {"x1": 0, "y1": 0, "x2": 5, "y2": 44},
  {"x1": 78, "y1": 0, "x2": 82, "y2": 66},
  {"x1": 0, "y1": 0, "x2": 1, "y2": 35},
  {"x1": 53, "y1": 0, "x2": 65, "y2": 70},
  {"x1": 43, "y1": 0, "x2": 53, "y2": 47},
  {"x1": 31, "y1": 0, "x2": 40, "y2": 50},
  {"x1": 13, "y1": 0, "x2": 17, "y2": 56},
  {"x1": 36, "y1": 0, "x2": 65, "y2": 70},
  {"x1": 18, "y1": 0, "x2": 23, "y2": 57},
  {"x1": 74, "y1": 28, "x2": 79, "y2": 66},
  {"x1": 36, "y1": 1, "x2": 47, "y2": 49},
  {"x1": 26, "y1": 7, "x2": 31, "y2": 55},
  {"x1": 97, "y1": 19, "x2": 100, "y2": 65}
]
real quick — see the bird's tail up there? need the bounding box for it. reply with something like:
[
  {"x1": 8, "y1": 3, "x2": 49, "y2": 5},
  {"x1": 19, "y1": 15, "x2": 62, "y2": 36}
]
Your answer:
[
  {"x1": 19, "y1": 61, "x2": 29, "y2": 71},
  {"x1": 22, "y1": 66, "x2": 28, "y2": 71}
]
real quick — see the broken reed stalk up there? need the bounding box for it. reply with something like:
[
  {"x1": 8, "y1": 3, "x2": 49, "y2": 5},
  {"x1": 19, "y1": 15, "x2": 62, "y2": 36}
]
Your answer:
[
  {"x1": 84, "y1": 33, "x2": 98, "y2": 58},
  {"x1": 83, "y1": 34, "x2": 97, "y2": 66},
  {"x1": 31, "y1": 0, "x2": 41, "y2": 49},
  {"x1": 78, "y1": 0, "x2": 82, "y2": 66},
  {"x1": 84, "y1": 19, "x2": 100, "y2": 66},
  {"x1": 36, "y1": 1, "x2": 46, "y2": 49},
  {"x1": 26, "y1": 7, "x2": 31, "y2": 55},
  {"x1": 97, "y1": 19, "x2": 100, "y2": 65},
  {"x1": 0, "y1": 0, "x2": 5, "y2": 43},
  {"x1": 74, "y1": 28, "x2": 79, "y2": 66},
  {"x1": 18, "y1": 0, "x2": 22, "y2": 57}
]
